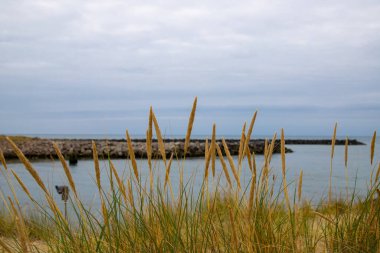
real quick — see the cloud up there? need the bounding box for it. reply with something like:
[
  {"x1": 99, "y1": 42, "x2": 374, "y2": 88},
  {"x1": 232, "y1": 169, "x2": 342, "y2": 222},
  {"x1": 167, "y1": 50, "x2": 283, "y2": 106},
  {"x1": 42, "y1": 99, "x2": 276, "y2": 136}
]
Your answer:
[{"x1": 0, "y1": 0, "x2": 379, "y2": 135}]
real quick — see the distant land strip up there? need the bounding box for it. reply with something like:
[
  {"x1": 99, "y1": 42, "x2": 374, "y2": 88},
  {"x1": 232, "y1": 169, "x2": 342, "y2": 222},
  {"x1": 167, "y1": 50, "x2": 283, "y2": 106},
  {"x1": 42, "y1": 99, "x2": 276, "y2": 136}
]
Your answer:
[{"x1": 0, "y1": 136, "x2": 364, "y2": 160}]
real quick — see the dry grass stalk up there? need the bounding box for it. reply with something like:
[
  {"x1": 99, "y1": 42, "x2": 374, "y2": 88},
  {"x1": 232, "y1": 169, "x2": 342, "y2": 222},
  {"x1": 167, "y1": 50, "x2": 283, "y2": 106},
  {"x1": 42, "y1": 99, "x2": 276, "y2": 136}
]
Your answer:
[
  {"x1": 105, "y1": 141, "x2": 114, "y2": 189},
  {"x1": 262, "y1": 139, "x2": 269, "y2": 183},
  {"x1": 314, "y1": 211, "x2": 334, "y2": 224},
  {"x1": 164, "y1": 153, "x2": 174, "y2": 189},
  {"x1": 92, "y1": 141, "x2": 101, "y2": 190},
  {"x1": 216, "y1": 143, "x2": 232, "y2": 187},
  {"x1": 211, "y1": 124, "x2": 216, "y2": 177},
  {"x1": 147, "y1": 107, "x2": 153, "y2": 170},
  {"x1": 146, "y1": 128, "x2": 154, "y2": 192},
  {"x1": 240, "y1": 112, "x2": 257, "y2": 165},
  {"x1": 238, "y1": 122, "x2": 246, "y2": 164},
  {"x1": 110, "y1": 160, "x2": 127, "y2": 204},
  {"x1": 205, "y1": 138, "x2": 209, "y2": 168},
  {"x1": 127, "y1": 179, "x2": 134, "y2": 209},
  {"x1": 184, "y1": 97, "x2": 197, "y2": 155},
  {"x1": 53, "y1": 142, "x2": 78, "y2": 197},
  {"x1": 281, "y1": 129, "x2": 290, "y2": 209},
  {"x1": 204, "y1": 139, "x2": 211, "y2": 180},
  {"x1": 344, "y1": 137, "x2": 349, "y2": 198},
  {"x1": 11, "y1": 169, "x2": 33, "y2": 201},
  {"x1": 8, "y1": 197, "x2": 29, "y2": 253},
  {"x1": 0, "y1": 148, "x2": 7, "y2": 170},
  {"x1": 247, "y1": 172, "x2": 256, "y2": 218},
  {"x1": 298, "y1": 170, "x2": 303, "y2": 202},
  {"x1": 152, "y1": 111, "x2": 167, "y2": 165},
  {"x1": 126, "y1": 130, "x2": 139, "y2": 182},
  {"x1": 344, "y1": 137, "x2": 348, "y2": 168},
  {"x1": 222, "y1": 138, "x2": 241, "y2": 189},
  {"x1": 245, "y1": 111, "x2": 258, "y2": 145},
  {"x1": 0, "y1": 238, "x2": 13, "y2": 253},
  {"x1": 251, "y1": 151, "x2": 257, "y2": 177},
  {"x1": 371, "y1": 130, "x2": 376, "y2": 165},
  {"x1": 228, "y1": 207, "x2": 239, "y2": 251},
  {"x1": 0, "y1": 190, "x2": 11, "y2": 213},
  {"x1": 264, "y1": 138, "x2": 268, "y2": 161},
  {"x1": 6, "y1": 137, "x2": 49, "y2": 194},
  {"x1": 331, "y1": 123, "x2": 337, "y2": 160},
  {"x1": 101, "y1": 195, "x2": 108, "y2": 226},
  {"x1": 244, "y1": 138, "x2": 253, "y2": 172},
  {"x1": 146, "y1": 129, "x2": 152, "y2": 171},
  {"x1": 329, "y1": 123, "x2": 337, "y2": 202},
  {"x1": 149, "y1": 107, "x2": 153, "y2": 142},
  {"x1": 268, "y1": 133, "x2": 277, "y2": 164},
  {"x1": 45, "y1": 193, "x2": 66, "y2": 223},
  {"x1": 375, "y1": 162, "x2": 380, "y2": 183}
]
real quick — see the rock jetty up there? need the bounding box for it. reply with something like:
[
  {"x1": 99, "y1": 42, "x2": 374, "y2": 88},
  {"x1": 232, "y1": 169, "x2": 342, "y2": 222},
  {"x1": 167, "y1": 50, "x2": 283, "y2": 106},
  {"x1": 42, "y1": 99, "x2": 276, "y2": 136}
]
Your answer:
[
  {"x1": 279, "y1": 139, "x2": 364, "y2": 145},
  {"x1": 0, "y1": 137, "x2": 364, "y2": 161},
  {"x1": 0, "y1": 137, "x2": 290, "y2": 160}
]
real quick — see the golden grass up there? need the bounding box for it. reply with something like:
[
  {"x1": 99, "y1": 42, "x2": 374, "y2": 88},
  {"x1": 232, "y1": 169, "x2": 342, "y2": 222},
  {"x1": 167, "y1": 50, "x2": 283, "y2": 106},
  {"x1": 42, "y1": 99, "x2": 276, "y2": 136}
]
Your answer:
[
  {"x1": 126, "y1": 130, "x2": 139, "y2": 182},
  {"x1": 6, "y1": 137, "x2": 48, "y2": 194},
  {"x1": 204, "y1": 139, "x2": 210, "y2": 180},
  {"x1": 8, "y1": 197, "x2": 29, "y2": 253},
  {"x1": 268, "y1": 133, "x2": 277, "y2": 164},
  {"x1": 244, "y1": 136, "x2": 253, "y2": 172},
  {"x1": 184, "y1": 97, "x2": 197, "y2": 155},
  {"x1": 228, "y1": 207, "x2": 238, "y2": 251},
  {"x1": 216, "y1": 143, "x2": 232, "y2": 188},
  {"x1": 53, "y1": 143, "x2": 78, "y2": 197},
  {"x1": 92, "y1": 141, "x2": 101, "y2": 190},
  {"x1": 239, "y1": 111, "x2": 257, "y2": 167},
  {"x1": 211, "y1": 124, "x2": 216, "y2": 178},
  {"x1": 329, "y1": 123, "x2": 338, "y2": 203},
  {"x1": 238, "y1": 122, "x2": 246, "y2": 165},
  {"x1": 222, "y1": 138, "x2": 240, "y2": 189},
  {"x1": 251, "y1": 151, "x2": 256, "y2": 177},
  {"x1": 331, "y1": 122, "x2": 338, "y2": 160},
  {"x1": 247, "y1": 169, "x2": 256, "y2": 218},
  {"x1": 152, "y1": 111, "x2": 167, "y2": 165},
  {"x1": 0, "y1": 149, "x2": 7, "y2": 171},
  {"x1": 0, "y1": 237, "x2": 13, "y2": 253},
  {"x1": 146, "y1": 129, "x2": 151, "y2": 169},
  {"x1": 0, "y1": 99, "x2": 378, "y2": 253},
  {"x1": 147, "y1": 107, "x2": 153, "y2": 171},
  {"x1": 344, "y1": 137, "x2": 349, "y2": 198},
  {"x1": 298, "y1": 169, "x2": 303, "y2": 202},
  {"x1": 109, "y1": 160, "x2": 127, "y2": 204},
  {"x1": 371, "y1": 130, "x2": 376, "y2": 165},
  {"x1": 164, "y1": 153, "x2": 174, "y2": 190},
  {"x1": 345, "y1": 137, "x2": 348, "y2": 168},
  {"x1": 10, "y1": 169, "x2": 33, "y2": 201},
  {"x1": 281, "y1": 129, "x2": 290, "y2": 210}
]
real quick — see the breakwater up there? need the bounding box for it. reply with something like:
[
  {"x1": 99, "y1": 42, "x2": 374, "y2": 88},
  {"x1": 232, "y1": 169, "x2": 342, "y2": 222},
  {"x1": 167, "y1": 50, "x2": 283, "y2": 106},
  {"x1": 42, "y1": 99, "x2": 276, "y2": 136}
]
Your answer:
[{"x1": 0, "y1": 137, "x2": 364, "y2": 160}]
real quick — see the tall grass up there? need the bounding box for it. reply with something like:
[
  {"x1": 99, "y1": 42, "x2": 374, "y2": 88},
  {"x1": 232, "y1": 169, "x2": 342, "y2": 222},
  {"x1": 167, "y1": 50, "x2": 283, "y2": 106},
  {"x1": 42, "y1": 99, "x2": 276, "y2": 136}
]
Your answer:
[{"x1": 0, "y1": 98, "x2": 379, "y2": 253}]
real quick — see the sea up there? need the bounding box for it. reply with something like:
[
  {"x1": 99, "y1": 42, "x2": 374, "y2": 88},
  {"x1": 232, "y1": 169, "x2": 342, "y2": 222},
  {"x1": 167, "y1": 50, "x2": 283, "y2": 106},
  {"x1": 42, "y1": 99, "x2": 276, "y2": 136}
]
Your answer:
[{"x1": 0, "y1": 134, "x2": 379, "y2": 212}]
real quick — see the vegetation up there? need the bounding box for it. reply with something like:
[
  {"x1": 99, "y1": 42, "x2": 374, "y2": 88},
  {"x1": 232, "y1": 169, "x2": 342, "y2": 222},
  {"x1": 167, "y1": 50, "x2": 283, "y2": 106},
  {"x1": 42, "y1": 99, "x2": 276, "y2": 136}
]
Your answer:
[{"x1": 0, "y1": 97, "x2": 379, "y2": 252}]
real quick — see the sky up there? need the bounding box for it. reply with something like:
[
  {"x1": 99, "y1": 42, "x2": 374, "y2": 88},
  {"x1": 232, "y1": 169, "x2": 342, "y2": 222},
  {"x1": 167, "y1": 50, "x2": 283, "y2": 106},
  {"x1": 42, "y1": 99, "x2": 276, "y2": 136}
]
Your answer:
[{"x1": 1, "y1": 0, "x2": 379, "y2": 137}]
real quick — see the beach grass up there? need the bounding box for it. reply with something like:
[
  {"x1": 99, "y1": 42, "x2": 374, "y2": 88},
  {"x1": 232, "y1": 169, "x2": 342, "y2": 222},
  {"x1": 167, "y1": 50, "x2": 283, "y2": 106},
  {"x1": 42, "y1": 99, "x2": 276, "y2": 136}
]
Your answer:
[{"x1": 0, "y1": 98, "x2": 379, "y2": 252}]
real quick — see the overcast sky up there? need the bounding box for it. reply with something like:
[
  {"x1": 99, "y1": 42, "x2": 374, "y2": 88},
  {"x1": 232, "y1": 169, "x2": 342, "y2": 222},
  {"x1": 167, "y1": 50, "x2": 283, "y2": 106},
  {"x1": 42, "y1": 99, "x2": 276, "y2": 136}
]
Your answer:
[{"x1": 1, "y1": 0, "x2": 379, "y2": 137}]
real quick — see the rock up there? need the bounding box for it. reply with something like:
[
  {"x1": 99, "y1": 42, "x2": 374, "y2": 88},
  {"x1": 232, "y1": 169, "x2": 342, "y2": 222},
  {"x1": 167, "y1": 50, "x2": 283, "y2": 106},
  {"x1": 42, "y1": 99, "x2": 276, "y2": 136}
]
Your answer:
[{"x1": 1, "y1": 137, "x2": 362, "y2": 161}]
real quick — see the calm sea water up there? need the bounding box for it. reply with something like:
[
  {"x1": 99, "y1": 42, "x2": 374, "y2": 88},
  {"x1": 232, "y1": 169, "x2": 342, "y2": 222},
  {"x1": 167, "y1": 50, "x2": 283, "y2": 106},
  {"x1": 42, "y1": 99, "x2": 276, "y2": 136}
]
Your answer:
[{"x1": 0, "y1": 135, "x2": 378, "y2": 212}]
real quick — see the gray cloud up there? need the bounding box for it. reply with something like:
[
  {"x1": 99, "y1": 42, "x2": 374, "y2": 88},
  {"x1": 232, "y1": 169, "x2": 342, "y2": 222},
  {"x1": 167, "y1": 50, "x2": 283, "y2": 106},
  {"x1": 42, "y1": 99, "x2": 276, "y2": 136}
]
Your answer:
[{"x1": 0, "y1": 0, "x2": 379, "y2": 136}]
